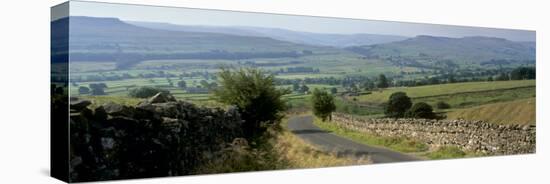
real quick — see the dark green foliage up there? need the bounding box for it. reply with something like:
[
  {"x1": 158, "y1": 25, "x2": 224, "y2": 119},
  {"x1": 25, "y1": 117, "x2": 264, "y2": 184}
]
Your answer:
[
  {"x1": 448, "y1": 75, "x2": 457, "y2": 83},
  {"x1": 89, "y1": 83, "x2": 107, "y2": 96},
  {"x1": 384, "y1": 92, "x2": 412, "y2": 118},
  {"x1": 511, "y1": 67, "x2": 535, "y2": 80},
  {"x1": 330, "y1": 87, "x2": 338, "y2": 94},
  {"x1": 311, "y1": 89, "x2": 336, "y2": 121},
  {"x1": 406, "y1": 102, "x2": 437, "y2": 119},
  {"x1": 436, "y1": 101, "x2": 451, "y2": 109},
  {"x1": 361, "y1": 80, "x2": 375, "y2": 90},
  {"x1": 377, "y1": 74, "x2": 389, "y2": 88},
  {"x1": 496, "y1": 73, "x2": 509, "y2": 81},
  {"x1": 292, "y1": 83, "x2": 300, "y2": 92},
  {"x1": 428, "y1": 77, "x2": 440, "y2": 85},
  {"x1": 213, "y1": 67, "x2": 289, "y2": 139},
  {"x1": 78, "y1": 86, "x2": 90, "y2": 94},
  {"x1": 128, "y1": 86, "x2": 169, "y2": 98},
  {"x1": 199, "y1": 80, "x2": 218, "y2": 90},
  {"x1": 299, "y1": 84, "x2": 310, "y2": 94},
  {"x1": 200, "y1": 80, "x2": 209, "y2": 89}
]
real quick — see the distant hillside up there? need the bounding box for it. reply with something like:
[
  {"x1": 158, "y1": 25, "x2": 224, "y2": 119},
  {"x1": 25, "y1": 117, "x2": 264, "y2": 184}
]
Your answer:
[
  {"x1": 57, "y1": 16, "x2": 334, "y2": 68},
  {"x1": 347, "y1": 35, "x2": 536, "y2": 69},
  {"x1": 128, "y1": 21, "x2": 408, "y2": 47}
]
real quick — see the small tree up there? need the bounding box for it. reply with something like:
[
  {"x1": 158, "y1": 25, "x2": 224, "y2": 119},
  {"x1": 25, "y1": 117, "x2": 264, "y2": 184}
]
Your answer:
[
  {"x1": 330, "y1": 87, "x2": 338, "y2": 94},
  {"x1": 362, "y1": 80, "x2": 375, "y2": 90},
  {"x1": 300, "y1": 84, "x2": 310, "y2": 94},
  {"x1": 311, "y1": 89, "x2": 336, "y2": 121},
  {"x1": 436, "y1": 101, "x2": 451, "y2": 109},
  {"x1": 496, "y1": 73, "x2": 509, "y2": 81},
  {"x1": 448, "y1": 75, "x2": 457, "y2": 83},
  {"x1": 384, "y1": 92, "x2": 412, "y2": 118},
  {"x1": 213, "y1": 67, "x2": 289, "y2": 139},
  {"x1": 177, "y1": 80, "x2": 187, "y2": 89},
  {"x1": 511, "y1": 67, "x2": 536, "y2": 80},
  {"x1": 292, "y1": 83, "x2": 300, "y2": 92},
  {"x1": 350, "y1": 84, "x2": 359, "y2": 94},
  {"x1": 78, "y1": 86, "x2": 90, "y2": 95},
  {"x1": 406, "y1": 102, "x2": 437, "y2": 119},
  {"x1": 89, "y1": 83, "x2": 107, "y2": 96},
  {"x1": 429, "y1": 77, "x2": 440, "y2": 85},
  {"x1": 200, "y1": 80, "x2": 210, "y2": 89},
  {"x1": 377, "y1": 74, "x2": 389, "y2": 88}
]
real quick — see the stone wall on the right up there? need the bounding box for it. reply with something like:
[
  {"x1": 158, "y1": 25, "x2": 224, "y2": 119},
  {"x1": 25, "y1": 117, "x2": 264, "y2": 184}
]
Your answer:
[{"x1": 332, "y1": 113, "x2": 535, "y2": 155}]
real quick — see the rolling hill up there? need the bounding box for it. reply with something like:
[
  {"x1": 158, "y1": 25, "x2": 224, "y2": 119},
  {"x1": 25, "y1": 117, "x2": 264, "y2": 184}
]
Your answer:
[
  {"x1": 347, "y1": 35, "x2": 536, "y2": 69},
  {"x1": 54, "y1": 16, "x2": 337, "y2": 67},
  {"x1": 127, "y1": 21, "x2": 408, "y2": 47},
  {"x1": 54, "y1": 16, "x2": 536, "y2": 72}
]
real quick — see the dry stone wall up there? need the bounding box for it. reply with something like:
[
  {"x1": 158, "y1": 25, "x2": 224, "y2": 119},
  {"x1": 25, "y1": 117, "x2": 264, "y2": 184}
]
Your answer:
[
  {"x1": 332, "y1": 113, "x2": 535, "y2": 155},
  {"x1": 68, "y1": 93, "x2": 243, "y2": 182}
]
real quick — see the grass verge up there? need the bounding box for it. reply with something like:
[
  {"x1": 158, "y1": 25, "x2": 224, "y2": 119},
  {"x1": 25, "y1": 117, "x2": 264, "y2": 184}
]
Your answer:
[
  {"x1": 423, "y1": 146, "x2": 483, "y2": 159},
  {"x1": 194, "y1": 117, "x2": 370, "y2": 174},
  {"x1": 313, "y1": 118, "x2": 428, "y2": 153},
  {"x1": 314, "y1": 117, "x2": 483, "y2": 160}
]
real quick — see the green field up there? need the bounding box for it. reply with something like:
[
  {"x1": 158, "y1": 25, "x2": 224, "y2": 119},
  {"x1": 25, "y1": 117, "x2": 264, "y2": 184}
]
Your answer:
[
  {"x1": 357, "y1": 80, "x2": 535, "y2": 104},
  {"x1": 67, "y1": 39, "x2": 536, "y2": 126},
  {"x1": 414, "y1": 86, "x2": 535, "y2": 109},
  {"x1": 446, "y1": 98, "x2": 536, "y2": 125},
  {"x1": 71, "y1": 71, "x2": 536, "y2": 125},
  {"x1": 343, "y1": 80, "x2": 536, "y2": 124}
]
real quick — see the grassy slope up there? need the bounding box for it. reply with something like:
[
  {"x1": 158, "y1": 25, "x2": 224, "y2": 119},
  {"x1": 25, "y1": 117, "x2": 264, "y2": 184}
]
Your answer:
[
  {"x1": 349, "y1": 80, "x2": 536, "y2": 123},
  {"x1": 349, "y1": 35, "x2": 535, "y2": 66},
  {"x1": 68, "y1": 16, "x2": 332, "y2": 55},
  {"x1": 278, "y1": 116, "x2": 371, "y2": 167},
  {"x1": 417, "y1": 86, "x2": 535, "y2": 109},
  {"x1": 358, "y1": 80, "x2": 535, "y2": 104},
  {"x1": 272, "y1": 128, "x2": 370, "y2": 168},
  {"x1": 446, "y1": 98, "x2": 536, "y2": 125}
]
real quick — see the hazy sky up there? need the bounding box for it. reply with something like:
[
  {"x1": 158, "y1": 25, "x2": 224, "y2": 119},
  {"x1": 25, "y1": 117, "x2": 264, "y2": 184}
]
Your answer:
[{"x1": 57, "y1": 1, "x2": 535, "y2": 42}]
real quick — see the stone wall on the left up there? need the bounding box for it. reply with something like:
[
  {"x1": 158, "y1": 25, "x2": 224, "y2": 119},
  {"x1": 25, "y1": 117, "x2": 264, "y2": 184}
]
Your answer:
[{"x1": 69, "y1": 93, "x2": 243, "y2": 182}]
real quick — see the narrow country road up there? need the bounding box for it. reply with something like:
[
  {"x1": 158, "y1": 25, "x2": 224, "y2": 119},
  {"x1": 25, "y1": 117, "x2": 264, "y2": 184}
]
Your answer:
[{"x1": 287, "y1": 115, "x2": 421, "y2": 164}]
